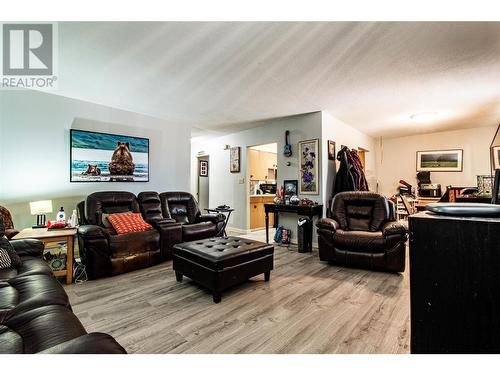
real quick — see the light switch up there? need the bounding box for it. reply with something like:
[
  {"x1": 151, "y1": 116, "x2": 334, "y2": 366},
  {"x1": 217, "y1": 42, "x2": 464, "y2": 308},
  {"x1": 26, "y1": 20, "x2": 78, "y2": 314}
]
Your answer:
[{"x1": 239, "y1": 178, "x2": 245, "y2": 184}]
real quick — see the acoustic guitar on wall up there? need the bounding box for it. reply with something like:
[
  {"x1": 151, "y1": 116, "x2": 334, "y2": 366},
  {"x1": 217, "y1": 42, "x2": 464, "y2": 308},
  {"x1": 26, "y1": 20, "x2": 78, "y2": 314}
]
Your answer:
[{"x1": 284, "y1": 130, "x2": 292, "y2": 157}]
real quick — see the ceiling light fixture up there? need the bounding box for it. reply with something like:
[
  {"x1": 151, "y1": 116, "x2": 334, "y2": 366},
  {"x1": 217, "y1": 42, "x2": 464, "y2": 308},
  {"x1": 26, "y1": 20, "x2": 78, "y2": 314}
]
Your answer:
[{"x1": 410, "y1": 112, "x2": 439, "y2": 122}]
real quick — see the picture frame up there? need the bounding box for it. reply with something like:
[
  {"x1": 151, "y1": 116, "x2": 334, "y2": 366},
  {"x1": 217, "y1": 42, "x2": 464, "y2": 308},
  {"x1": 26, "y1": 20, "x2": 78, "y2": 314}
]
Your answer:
[
  {"x1": 70, "y1": 129, "x2": 149, "y2": 182},
  {"x1": 493, "y1": 146, "x2": 500, "y2": 170},
  {"x1": 284, "y1": 180, "x2": 298, "y2": 196},
  {"x1": 199, "y1": 159, "x2": 209, "y2": 177},
  {"x1": 230, "y1": 146, "x2": 240, "y2": 173},
  {"x1": 299, "y1": 139, "x2": 320, "y2": 195},
  {"x1": 416, "y1": 149, "x2": 463, "y2": 172},
  {"x1": 327, "y1": 140, "x2": 336, "y2": 160}
]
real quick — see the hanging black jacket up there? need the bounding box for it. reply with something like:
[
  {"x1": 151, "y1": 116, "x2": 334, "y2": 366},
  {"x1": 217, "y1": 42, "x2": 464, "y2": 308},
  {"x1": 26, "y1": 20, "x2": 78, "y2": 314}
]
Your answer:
[{"x1": 333, "y1": 147, "x2": 355, "y2": 196}]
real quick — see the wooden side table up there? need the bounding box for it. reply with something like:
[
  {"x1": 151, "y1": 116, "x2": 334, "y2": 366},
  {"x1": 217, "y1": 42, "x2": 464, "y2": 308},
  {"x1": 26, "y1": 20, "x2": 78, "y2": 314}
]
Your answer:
[{"x1": 12, "y1": 227, "x2": 76, "y2": 285}]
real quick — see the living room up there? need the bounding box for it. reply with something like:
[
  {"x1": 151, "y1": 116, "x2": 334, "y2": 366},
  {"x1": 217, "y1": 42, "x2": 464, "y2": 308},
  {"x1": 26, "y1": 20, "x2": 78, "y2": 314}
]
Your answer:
[{"x1": 1, "y1": 1, "x2": 500, "y2": 374}]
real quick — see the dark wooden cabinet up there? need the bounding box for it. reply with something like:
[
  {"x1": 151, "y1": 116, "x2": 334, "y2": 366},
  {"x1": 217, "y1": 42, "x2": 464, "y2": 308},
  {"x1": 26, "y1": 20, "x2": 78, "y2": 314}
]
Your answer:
[{"x1": 409, "y1": 212, "x2": 500, "y2": 353}]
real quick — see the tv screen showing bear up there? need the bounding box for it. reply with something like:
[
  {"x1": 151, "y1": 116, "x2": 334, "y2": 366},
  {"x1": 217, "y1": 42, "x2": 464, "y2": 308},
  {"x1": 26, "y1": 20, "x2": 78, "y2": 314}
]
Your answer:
[{"x1": 70, "y1": 129, "x2": 149, "y2": 182}]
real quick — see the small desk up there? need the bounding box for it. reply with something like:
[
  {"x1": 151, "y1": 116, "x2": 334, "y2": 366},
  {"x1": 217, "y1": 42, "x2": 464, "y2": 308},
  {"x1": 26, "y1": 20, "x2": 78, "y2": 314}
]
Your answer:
[
  {"x1": 264, "y1": 204, "x2": 323, "y2": 244},
  {"x1": 13, "y1": 227, "x2": 76, "y2": 285},
  {"x1": 204, "y1": 207, "x2": 234, "y2": 237}
]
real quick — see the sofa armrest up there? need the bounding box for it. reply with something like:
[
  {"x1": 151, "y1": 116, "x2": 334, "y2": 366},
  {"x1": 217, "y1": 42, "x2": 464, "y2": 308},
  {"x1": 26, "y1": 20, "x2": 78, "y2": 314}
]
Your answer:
[
  {"x1": 10, "y1": 239, "x2": 45, "y2": 258},
  {"x1": 316, "y1": 218, "x2": 340, "y2": 232},
  {"x1": 38, "y1": 333, "x2": 127, "y2": 354},
  {"x1": 78, "y1": 224, "x2": 106, "y2": 238},
  {"x1": 196, "y1": 213, "x2": 226, "y2": 224},
  {"x1": 382, "y1": 221, "x2": 408, "y2": 236},
  {"x1": 147, "y1": 218, "x2": 177, "y2": 228}
]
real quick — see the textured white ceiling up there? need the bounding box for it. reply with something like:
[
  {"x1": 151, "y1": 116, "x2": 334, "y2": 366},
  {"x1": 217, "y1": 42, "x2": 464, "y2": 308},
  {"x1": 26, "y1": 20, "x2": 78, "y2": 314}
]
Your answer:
[{"x1": 56, "y1": 22, "x2": 500, "y2": 138}]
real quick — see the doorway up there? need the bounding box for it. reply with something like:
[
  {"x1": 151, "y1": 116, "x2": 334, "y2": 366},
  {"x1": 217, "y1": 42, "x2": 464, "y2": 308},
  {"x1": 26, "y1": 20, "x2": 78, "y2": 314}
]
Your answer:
[{"x1": 197, "y1": 155, "x2": 210, "y2": 210}]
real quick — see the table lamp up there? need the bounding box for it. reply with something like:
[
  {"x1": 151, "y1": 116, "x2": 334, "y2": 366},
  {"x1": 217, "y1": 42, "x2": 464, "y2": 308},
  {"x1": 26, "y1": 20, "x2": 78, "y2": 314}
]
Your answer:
[{"x1": 29, "y1": 200, "x2": 53, "y2": 228}]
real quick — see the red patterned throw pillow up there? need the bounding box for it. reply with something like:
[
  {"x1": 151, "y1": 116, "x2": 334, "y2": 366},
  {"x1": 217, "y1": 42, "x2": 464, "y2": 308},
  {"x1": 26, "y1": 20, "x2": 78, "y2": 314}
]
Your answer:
[{"x1": 107, "y1": 213, "x2": 153, "y2": 234}]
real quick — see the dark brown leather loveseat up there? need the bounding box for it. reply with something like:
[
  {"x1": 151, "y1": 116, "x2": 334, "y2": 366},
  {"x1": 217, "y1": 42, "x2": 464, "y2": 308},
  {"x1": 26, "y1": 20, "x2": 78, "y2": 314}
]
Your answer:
[
  {"x1": 77, "y1": 191, "x2": 226, "y2": 279},
  {"x1": 158, "y1": 192, "x2": 226, "y2": 241},
  {"x1": 316, "y1": 191, "x2": 408, "y2": 273},
  {"x1": 0, "y1": 219, "x2": 125, "y2": 354},
  {"x1": 77, "y1": 191, "x2": 162, "y2": 279}
]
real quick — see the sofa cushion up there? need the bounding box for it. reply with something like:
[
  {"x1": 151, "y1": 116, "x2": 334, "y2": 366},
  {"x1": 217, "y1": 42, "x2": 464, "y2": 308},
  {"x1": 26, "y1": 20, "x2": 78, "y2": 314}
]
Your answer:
[
  {"x1": 108, "y1": 213, "x2": 153, "y2": 234},
  {"x1": 2, "y1": 304, "x2": 87, "y2": 354},
  {"x1": 182, "y1": 222, "x2": 217, "y2": 242},
  {"x1": 0, "y1": 257, "x2": 53, "y2": 281}
]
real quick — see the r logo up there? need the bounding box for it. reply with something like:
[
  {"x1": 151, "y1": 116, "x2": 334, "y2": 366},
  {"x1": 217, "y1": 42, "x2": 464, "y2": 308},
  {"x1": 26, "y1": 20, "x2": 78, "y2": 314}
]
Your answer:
[{"x1": 2, "y1": 24, "x2": 53, "y2": 75}]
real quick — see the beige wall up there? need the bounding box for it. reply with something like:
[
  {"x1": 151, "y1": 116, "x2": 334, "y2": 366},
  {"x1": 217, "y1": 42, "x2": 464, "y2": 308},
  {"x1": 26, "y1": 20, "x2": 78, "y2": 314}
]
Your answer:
[{"x1": 377, "y1": 125, "x2": 497, "y2": 196}]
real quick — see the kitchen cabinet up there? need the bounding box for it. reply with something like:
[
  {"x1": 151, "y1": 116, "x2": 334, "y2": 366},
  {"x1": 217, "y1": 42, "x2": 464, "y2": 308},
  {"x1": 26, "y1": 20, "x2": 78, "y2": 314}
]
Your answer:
[
  {"x1": 249, "y1": 150, "x2": 277, "y2": 181},
  {"x1": 250, "y1": 196, "x2": 275, "y2": 229}
]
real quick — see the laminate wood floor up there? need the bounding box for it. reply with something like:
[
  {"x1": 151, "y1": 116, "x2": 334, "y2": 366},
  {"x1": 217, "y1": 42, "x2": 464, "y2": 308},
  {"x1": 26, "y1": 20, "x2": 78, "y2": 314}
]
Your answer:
[{"x1": 65, "y1": 230, "x2": 410, "y2": 354}]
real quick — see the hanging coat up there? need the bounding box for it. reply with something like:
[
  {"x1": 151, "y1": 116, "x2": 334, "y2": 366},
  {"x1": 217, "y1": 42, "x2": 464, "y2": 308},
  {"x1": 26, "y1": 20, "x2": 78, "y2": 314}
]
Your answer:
[
  {"x1": 347, "y1": 149, "x2": 369, "y2": 191},
  {"x1": 333, "y1": 147, "x2": 355, "y2": 196}
]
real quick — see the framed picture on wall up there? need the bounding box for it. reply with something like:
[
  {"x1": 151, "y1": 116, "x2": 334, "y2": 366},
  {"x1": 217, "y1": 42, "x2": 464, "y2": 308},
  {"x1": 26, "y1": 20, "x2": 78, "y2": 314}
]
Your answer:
[
  {"x1": 493, "y1": 146, "x2": 500, "y2": 170},
  {"x1": 284, "y1": 180, "x2": 298, "y2": 196},
  {"x1": 230, "y1": 146, "x2": 240, "y2": 173},
  {"x1": 327, "y1": 140, "x2": 336, "y2": 160},
  {"x1": 70, "y1": 129, "x2": 149, "y2": 182},
  {"x1": 199, "y1": 160, "x2": 209, "y2": 177},
  {"x1": 416, "y1": 149, "x2": 463, "y2": 172},
  {"x1": 299, "y1": 138, "x2": 319, "y2": 195}
]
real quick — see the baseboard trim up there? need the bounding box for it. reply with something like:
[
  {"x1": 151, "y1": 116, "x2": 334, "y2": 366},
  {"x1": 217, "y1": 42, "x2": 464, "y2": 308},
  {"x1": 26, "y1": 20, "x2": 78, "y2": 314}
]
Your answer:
[{"x1": 225, "y1": 227, "x2": 251, "y2": 235}]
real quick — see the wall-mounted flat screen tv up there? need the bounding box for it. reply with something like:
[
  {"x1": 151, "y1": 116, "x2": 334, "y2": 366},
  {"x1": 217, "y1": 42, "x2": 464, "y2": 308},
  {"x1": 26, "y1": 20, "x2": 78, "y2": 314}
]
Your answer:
[{"x1": 70, "y1": 129, "x2": 149, "y2": 182}]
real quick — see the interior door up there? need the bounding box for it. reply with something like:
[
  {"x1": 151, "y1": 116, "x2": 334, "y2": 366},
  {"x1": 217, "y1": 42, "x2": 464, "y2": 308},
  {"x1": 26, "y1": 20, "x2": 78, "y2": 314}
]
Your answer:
[{"x1": 197, "y1": 156, "x2": 209, "y2": 210}]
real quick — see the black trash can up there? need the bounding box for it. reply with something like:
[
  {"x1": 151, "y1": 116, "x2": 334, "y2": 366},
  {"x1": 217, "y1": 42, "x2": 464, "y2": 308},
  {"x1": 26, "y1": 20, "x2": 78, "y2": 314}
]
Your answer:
[{"x1": 297, "y1": 217, "x2": 312, "y2": 253}]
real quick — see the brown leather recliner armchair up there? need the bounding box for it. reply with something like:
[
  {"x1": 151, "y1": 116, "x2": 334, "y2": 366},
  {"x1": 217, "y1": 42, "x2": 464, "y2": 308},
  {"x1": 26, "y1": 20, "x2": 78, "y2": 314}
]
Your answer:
[
  {"x1": 316, "y1": 191, "x2": 408, "y2": 273},
  {"x1": 0, "y1": 205, "x2": 19, "y2": 239},
  {"x1": 77, "y1": 191, "x2": 161, "y2": 279},
  {"x1": 159, "y1": 192, "x2": 226, "y2": 241}
]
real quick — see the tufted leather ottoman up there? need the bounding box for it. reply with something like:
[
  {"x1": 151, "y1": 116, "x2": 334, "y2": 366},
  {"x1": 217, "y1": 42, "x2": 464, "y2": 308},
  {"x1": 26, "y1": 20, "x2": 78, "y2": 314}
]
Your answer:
[{"x1": 173, "y1": 237, "x2": 274, "y2": 303}]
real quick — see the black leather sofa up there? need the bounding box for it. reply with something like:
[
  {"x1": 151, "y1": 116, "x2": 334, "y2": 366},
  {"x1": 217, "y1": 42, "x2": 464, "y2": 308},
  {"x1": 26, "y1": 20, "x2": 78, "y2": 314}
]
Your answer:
[
  {"x1": 77, "y1": 191, "x2": 226, "y2": 279},
  {"x1": 77, "y1": 191, "x2": 162, "y2": 279},
  {"x1": 316, "y1": 191, "x2": 408, "y2": 273},
  {"x1": 158, "y1": 192, "x2": 226, "y2": 241},
  {"x1": 0, "y1": 220, "x2": 125, "y2": 354}
]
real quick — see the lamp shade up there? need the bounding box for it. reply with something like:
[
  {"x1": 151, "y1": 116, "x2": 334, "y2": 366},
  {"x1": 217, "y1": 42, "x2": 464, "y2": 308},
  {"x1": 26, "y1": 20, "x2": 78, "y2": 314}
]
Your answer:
[{"x1": 29, "y1": 200, "x2": 53, "y2": 215}]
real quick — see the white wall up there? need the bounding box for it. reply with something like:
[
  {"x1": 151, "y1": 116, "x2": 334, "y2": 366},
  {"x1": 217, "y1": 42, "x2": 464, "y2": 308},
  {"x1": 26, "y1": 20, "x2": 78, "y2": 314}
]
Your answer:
[
  {"x1": 321, "y1": 112, "x2": 378, "y2": 211},
  {"x1": 191, "y1": 112, "x2": 323, "y2": 241},
  {"x1": 377, "y1": 125, "x2": 497, "y2": 196},
  {"x1": 0, "y1": 90, "x2": 191, "y2": 228}
]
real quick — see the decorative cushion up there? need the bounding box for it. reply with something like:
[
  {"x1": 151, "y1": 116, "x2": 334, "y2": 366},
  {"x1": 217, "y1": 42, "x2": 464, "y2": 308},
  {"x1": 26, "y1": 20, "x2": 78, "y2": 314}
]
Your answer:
[
  {"x1": 101, "y1": 211, "x2": 132, "y2": 228},
  {"x1": 0, "y1": 236, "x2": 22, "y2": 269},
  {"x1": 107, "y1": 213, "x2": 153, "y2": 234}
]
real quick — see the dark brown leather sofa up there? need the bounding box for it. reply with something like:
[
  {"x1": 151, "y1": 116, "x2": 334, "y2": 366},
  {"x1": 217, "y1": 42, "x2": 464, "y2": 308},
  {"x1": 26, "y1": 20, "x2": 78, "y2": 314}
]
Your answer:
[
  {"x1": 77, "y1": 191, "x2": 226, "y2": 279},
  {"x1": 316, "y1": 191, "x2": 408, "y2": 273},
  {"x1": 0, "y1": 220, "x2": 125, "y2": 354},
  {"x1": 77, "y1": 191, "x2": 162, "y2": 279},
  {"x1": 158, "y1": 192, "x2": 226, "y2": 241}
]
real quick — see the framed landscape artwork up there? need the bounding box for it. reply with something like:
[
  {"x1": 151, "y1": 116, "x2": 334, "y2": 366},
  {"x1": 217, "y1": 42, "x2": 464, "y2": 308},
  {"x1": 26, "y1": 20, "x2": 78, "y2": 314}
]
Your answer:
[
  {"x1": 70, "y1": 129, "x2": 149, "y2": 182},
  {"x1": 299, "y1": 138, "x2": 319, "y2": 195},
  {"x1": 230, "y1": 146, "x2": 240, "y2": 173},
  {"x1": 416, "y1": 149, "x2": 463, "y2": 172}
]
